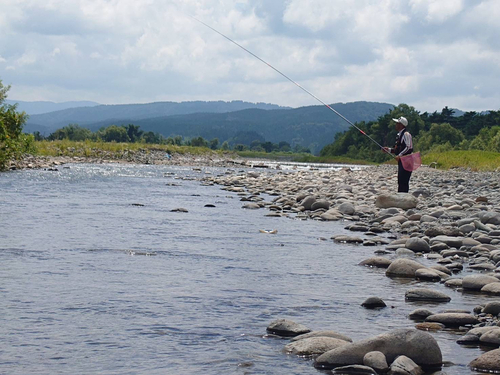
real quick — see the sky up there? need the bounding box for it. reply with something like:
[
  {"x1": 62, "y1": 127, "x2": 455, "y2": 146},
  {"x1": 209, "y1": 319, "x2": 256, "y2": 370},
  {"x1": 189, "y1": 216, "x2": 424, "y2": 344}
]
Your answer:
[{"x1": 0, "y1": 0, "x2": 499, "y2": 112}]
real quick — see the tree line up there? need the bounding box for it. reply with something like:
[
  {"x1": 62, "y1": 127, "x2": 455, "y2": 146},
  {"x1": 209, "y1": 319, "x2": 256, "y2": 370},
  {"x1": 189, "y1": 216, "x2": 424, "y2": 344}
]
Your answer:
[
  {"x1": 320, "y1": 104, "x2": 500, "y2": 162},
  {"x1": 33, "y1": 123, "x2": 311, "y2": 154}
]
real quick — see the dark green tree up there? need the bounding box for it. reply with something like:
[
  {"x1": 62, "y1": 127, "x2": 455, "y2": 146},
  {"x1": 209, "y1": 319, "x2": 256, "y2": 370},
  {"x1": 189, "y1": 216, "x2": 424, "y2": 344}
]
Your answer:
[
  {"x1": 124, "y1": 124, "x2": 143, "y2": 142},
  {"x1": 0, "y1": 81, "x2": 32, "y2": 170}
]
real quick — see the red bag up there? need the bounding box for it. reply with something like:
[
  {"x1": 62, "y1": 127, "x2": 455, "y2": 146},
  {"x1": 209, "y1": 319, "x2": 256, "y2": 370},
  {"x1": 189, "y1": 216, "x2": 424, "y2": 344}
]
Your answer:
[{"x1": 400, "y1": 152, "x2": 421, "y2": 171}]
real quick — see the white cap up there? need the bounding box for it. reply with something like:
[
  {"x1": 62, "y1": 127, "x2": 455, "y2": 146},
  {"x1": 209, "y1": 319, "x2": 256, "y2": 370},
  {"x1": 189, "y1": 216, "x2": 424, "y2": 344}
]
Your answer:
[{"x1": 392, "y1": 116, "x2": 408, "y2": 127}]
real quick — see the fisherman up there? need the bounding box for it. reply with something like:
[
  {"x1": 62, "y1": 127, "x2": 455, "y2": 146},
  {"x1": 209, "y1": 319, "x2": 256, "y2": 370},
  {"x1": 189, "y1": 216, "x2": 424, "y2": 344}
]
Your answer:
[{"x1": 382, "y1": 116, "x2": 413, "y2": 193}]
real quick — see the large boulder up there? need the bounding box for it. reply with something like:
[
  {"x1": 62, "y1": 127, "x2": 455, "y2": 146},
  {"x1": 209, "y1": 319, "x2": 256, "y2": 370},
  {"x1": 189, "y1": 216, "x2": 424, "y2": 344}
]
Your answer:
[
  {"x1": 375, "y1": 193, "x2": 418, "y2": 209},
  {"x1": 314, "y1": 329, "x2": 442, "y2": 370},
  {"x1": 386, "y1": 259, "x2": 427, "y2": 278},
  {"x1": 469, "y1": 348, "x2": 500, "y2": 372}
]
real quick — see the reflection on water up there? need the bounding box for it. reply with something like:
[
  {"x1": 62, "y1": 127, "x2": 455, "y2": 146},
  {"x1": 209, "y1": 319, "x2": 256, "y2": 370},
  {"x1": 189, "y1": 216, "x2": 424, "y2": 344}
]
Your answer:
[{"x1": 0, "y1": 163, "x2": 492, "y2": 374}]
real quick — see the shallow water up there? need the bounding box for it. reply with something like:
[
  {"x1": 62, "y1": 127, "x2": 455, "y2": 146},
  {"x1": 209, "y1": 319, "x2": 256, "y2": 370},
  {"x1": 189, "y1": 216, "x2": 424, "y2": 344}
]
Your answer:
[{"x1": 0, "y1": 164, "x2": 495, "y2": 374}]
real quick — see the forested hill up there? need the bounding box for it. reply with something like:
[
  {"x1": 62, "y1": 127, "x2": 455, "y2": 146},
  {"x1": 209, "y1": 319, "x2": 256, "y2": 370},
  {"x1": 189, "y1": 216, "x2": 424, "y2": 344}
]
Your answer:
[
  {"x1": 25, "y1": 100, "x2": 394, "y2": 154},
  {"x1": 84, "y1": 102, "x2": 394, "y2": 154},
  {"x1": 25, "y1": 100, "x2": 287, "y2": 133}
]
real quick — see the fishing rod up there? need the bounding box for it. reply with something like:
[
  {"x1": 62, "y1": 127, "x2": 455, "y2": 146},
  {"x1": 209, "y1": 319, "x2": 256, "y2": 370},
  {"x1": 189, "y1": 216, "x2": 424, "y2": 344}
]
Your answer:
[{"x1": 186, "y1": 13, "x2": 389, "y2": 153}]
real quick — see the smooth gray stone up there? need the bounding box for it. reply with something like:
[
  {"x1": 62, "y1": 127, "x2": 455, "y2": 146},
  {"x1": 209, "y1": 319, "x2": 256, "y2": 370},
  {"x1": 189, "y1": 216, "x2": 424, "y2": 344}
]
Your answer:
[
  {"x1": 482, "y1": 301, "x2": 500, "y2": 315},
  {"x1": 389, "y1": 355, "x2": 423, "y2": 375},
  {"x1": 425, "y1": 313, "x2": 478, "y2": 327},
  {"x1": 266, "y1": 319, "x2": 311, "y2": 337},
  {"x1": 405, "y1": 238, "x2": 431, "y2": 253},
  {"x1": 375, "y1": 194, "x2": 418, "y2": 209},
  {"x1": 386, "y1": 259, "x2": 426, "y2": 278},
  {"x1": 361, "y1": 296, "x2": 386, "y2": 309},
  {"x1": 284, "y1": 336, "x2": 349, "y2": 356},
  {"x1": 481, "y1": 283, "x2": 500, "y2": 295},
  {"x1": 291, "y1": 330, "x2": 353, "y2": 343},
  {"x1": 332, "y1": 364, "x2": 377, "y2": 374},
  {"x1": 408, "y1": 308, "x2": 434, "y2": 320},
  {"x1": 469, "y1": 348, "x2": 500, "y2": 372},
  {"x1": 405, "y1": 288, "x2": 451, "y2": 302},
  {"x1": 359, "y1": 257, "x2": 392, "y2": 268},
  {"x1": 314, "y1": 329, "x2": 442, "y2": 370},
  {"x1": 363, "y1": 351, "x2": 388, "y2": 372},
  {"x1": 462, "y1": 275, "x2": 500, "y2": 290},
  {"x1": 479, "y1": 329, "x2": 500, "y2": 346}
]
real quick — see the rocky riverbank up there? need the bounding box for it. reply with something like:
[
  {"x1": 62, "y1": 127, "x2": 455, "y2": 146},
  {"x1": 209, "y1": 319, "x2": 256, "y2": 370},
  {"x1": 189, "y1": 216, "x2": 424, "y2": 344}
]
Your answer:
[
  {"x1": 201, "y1": 165, "x2": 500, "y2": 374},
  {"x1": 7, "y1": 150, "x2": 253, "y2": 170}
]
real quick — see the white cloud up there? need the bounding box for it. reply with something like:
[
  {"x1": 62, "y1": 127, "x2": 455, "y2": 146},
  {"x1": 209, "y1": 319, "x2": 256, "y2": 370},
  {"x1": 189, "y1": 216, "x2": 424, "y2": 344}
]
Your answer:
[
  {"x1": 409, "y1": 0, "x2": 464, "y2": 23},
  {"x1": 0, "y1": 0, "x2": 498, "y2": 112}
]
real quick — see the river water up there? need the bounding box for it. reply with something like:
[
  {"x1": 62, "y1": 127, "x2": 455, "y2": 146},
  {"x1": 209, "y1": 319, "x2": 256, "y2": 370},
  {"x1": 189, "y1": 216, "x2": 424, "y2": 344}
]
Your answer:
[{"x1": 0, "y1": 163, "x2": 492, "y2": 374}]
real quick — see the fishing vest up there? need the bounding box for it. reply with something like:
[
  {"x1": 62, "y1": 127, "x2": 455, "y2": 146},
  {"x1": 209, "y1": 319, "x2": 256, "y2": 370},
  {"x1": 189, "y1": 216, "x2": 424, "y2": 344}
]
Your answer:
[{"x1": 394, "y1": 128, "x2": 413, "y2": 156}]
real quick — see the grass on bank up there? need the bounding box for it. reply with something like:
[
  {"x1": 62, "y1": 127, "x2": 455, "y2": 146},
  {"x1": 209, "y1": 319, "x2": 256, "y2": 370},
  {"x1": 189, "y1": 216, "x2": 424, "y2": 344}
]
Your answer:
[
  {"x1": 421, "y1": 150, "x2": 500, "y2": 171},
  {"x1": 33, "y1": 141, "x2": 500, "y2": 171},
  {"x1": 34, "y1": 140, "x2": 225, "y2": 157}
]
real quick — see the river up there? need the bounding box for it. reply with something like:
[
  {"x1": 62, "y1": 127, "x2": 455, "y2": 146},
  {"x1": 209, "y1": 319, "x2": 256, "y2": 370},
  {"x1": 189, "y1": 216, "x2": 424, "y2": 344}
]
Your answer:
[{"x1": 0, "y1": 163, "x2": 490, "y2": 374}]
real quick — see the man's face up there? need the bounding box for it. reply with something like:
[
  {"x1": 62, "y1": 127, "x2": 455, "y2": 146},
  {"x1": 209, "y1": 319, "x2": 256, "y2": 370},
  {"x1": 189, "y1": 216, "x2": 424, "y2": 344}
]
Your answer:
[{"x1": 395, "y1": 122, "x2": 405, "y2": 132}]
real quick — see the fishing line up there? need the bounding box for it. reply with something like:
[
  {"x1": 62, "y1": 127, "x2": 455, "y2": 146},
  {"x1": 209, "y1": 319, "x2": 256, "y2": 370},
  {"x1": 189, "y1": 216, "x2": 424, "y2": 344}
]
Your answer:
[{"x1": 186, "y1": 13, "x2": 389, "y2": 153}]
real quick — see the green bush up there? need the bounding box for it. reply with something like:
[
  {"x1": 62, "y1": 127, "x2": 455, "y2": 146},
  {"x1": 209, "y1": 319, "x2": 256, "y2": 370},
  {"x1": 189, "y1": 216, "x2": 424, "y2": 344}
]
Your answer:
[{"x1": 0, "y1": 80, "x2": 30, "y2": 170}]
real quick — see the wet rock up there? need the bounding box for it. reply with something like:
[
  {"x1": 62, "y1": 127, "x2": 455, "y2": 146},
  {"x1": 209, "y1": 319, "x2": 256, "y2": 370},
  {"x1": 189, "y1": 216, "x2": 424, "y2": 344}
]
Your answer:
[
  {"x1": 405, "y1": 238, "x2": 431, "y2": 253},
  {"x1": 170, "y1": 207, "x2": 188, "y2": 212},
  {"x1": 284, "y1": 337, "x2": 349, "y2": 356},
  {"x1": 332, "y1": 365, "x2": 377, "y2": 374},
  {"x1": 469, "y1": 348, "x2": 500, "y2": 372},
  {"x1": 388, "y1": 355, "x2": 423, "y2": 375},
  {"x1": 409, "y1": 309, "x2": 434, "y2": 320},
  {"x1": 415, "y1": 268, "x2": 442, "y2": 282},
  {"x1": 300, "y1": 196, "x2": 316, "y2": 210},
  {"x1": 361, "y1": 296, "x2": 386, "y2": 309},
  {"x1": 358, "y1": 257, "x2": 392, "y2": 268},
  {"x1": 291, "y1": 330, "x2": 353, "y2": 343},
  {"x1": 363, "y1": 351, "x2": 388, "y2": 373},
  {"x1": 481, "y1": 282, "x2": 500, "y2": 295},
  {"x1": 314, "y1": 329, "x2": 442, "y2": 370},
  {"x1": 444, "y1": 279, "x2": 463, "y2": 288},
  {"x1": 405, "y1": 288, "x2": 451, "y2": 302},
  {"x1": 332, "y1": 235, "x2": 364, "y2": 244},
  {"x1": 266, "y1": 319, "x2": 311, "y2": 337},
  {"x1": 482, "y1": 301, "x2": 500, "y2": 315},
  {"x1": 479, "y1": 329, "x2": 500, "y2": 346},
  {"x1": 242, "y1": 203, "x2": 260, "y2": 209},
  {"x1": 462, "y1": 275, "x2": 500, "y2": 291},
  {"x1": 415, "y1": 322, "x2": 445, "y2": 331},
  {"x1": 311, "y1": 200, "x2": 330, "y2": 211},
  {"x1": 386, "y1": 259, "x2": 427, "y2": 278},
  {"x1": 338, "y1": 202, "x2": 356, "y2": 215},
  {"x1": 425, "y1": 313, "x2": 478, "y2": 327}
]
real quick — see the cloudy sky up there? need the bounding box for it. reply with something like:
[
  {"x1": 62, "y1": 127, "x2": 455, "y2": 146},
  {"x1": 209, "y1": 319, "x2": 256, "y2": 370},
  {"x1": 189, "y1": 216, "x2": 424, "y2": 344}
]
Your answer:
[{"x1": 1, "y1": 0, "x2": 499, "y2": 112}]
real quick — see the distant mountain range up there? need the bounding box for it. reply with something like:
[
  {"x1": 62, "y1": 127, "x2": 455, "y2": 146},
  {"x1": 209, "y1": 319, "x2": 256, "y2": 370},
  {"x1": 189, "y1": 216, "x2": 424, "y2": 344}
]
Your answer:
[
  {"x1": 6, "y1": 100, "x2": 100, "y2": 115},
  {"x1": 16, "y1": 99, "x2": 395, "y2": 154}
]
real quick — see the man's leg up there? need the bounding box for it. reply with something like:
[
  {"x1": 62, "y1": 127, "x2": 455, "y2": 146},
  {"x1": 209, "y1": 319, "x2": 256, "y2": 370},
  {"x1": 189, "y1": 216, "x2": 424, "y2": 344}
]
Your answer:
[{"x1": 398, "y1": 162, "x2": 412, "y2": 193}]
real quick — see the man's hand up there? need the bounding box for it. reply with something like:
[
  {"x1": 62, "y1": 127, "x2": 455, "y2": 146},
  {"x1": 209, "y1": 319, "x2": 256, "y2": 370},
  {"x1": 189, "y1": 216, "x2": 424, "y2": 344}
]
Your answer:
[
  {"x1": 395, "y1": 156, "x2": 400, "y2": 162},
  {"x1": 382, "y1": 147, "x2": 390, "y2": 153}
]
